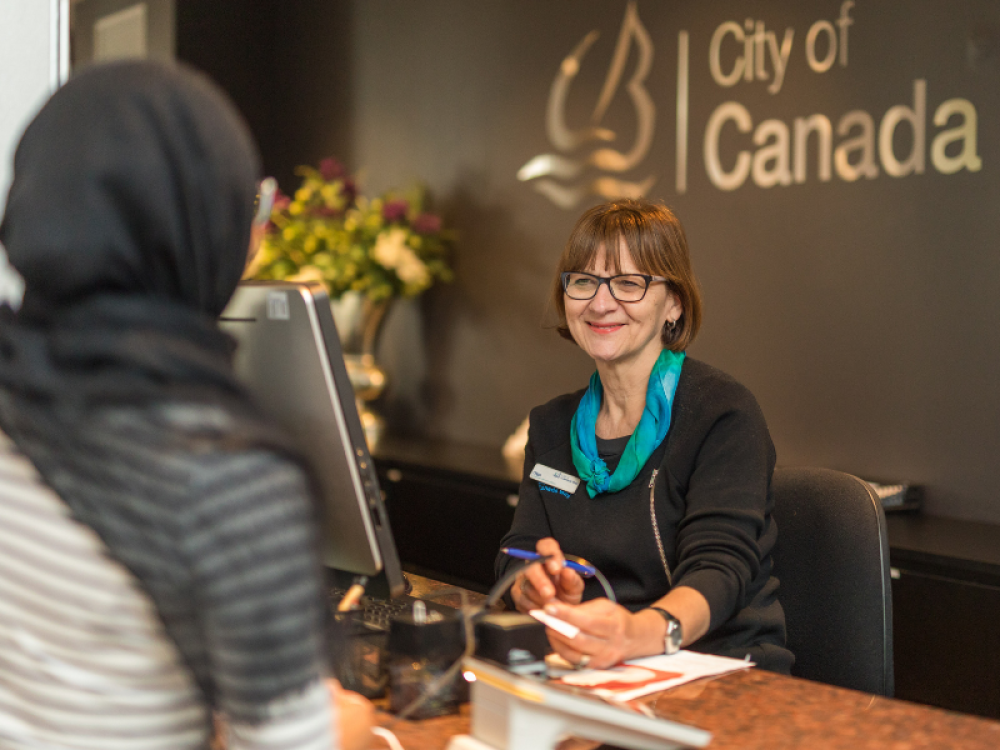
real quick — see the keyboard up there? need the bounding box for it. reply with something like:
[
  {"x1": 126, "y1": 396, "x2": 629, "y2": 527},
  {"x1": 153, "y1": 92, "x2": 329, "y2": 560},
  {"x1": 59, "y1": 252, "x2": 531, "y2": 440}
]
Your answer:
[{"x1": 327, "y1": 588, "x2": 459, "y2": 631}]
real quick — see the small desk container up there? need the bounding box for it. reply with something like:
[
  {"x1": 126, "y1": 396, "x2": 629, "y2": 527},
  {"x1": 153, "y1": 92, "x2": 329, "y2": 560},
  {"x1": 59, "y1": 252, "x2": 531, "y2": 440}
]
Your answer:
[
  {"x1": 387, "y1": 602, "x2": 468, "y2": 718},
  {"x1": 327, "y1": 610, "x2": 389, "y2": 698}
]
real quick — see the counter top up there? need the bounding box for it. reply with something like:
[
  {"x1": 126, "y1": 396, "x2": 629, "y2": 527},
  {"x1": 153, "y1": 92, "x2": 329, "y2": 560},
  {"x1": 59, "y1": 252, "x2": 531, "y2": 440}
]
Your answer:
[{"x1": 379, "y1": 668, "x2": 1000, "y2": 750}]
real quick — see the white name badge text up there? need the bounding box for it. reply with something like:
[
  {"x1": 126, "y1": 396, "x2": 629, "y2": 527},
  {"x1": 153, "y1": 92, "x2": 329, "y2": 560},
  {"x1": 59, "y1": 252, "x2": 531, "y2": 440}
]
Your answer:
[{"x1": 530, "y1": 464, "x2": 581, "y2": 495}]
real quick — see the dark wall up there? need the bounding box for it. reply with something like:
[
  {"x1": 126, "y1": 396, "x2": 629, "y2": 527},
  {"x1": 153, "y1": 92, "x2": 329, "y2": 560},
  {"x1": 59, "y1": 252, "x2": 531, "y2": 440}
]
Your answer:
[{"x1": 178, "y1": 1, "x2": 1000, "y2": 524}]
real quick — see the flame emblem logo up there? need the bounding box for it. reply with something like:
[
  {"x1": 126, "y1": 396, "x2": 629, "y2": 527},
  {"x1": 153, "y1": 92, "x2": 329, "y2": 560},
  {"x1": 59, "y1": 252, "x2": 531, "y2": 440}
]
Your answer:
[{"x1": 518, "y1": 1, "x2": 657, "y2": 209}]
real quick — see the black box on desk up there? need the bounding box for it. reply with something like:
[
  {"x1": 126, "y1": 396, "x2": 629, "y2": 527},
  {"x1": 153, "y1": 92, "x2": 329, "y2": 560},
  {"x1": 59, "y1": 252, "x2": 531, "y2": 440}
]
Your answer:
[{"x1": 474, "y1": 612, "x2": 549, "y2": 677}]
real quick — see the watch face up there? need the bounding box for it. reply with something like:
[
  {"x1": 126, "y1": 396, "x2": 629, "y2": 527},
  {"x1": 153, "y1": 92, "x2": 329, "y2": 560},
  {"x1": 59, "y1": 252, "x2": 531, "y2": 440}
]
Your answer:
[
  {"x1": 651, "y1": 607, "x2": 682, "y2": 654},
  {"x1": 667, "y1": 620, "x2": 682, "y2": 648}
]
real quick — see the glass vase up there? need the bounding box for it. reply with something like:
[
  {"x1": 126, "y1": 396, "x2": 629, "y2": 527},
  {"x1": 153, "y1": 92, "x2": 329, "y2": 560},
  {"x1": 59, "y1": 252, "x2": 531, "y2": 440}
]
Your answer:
[{"x1": 330, "y1": 291, "x2": 391, "y2": 450}]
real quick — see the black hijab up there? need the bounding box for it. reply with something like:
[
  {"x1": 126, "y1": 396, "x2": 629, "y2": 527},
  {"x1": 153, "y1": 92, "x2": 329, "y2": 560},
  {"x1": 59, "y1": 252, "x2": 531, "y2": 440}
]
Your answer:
[
  {"x1": 0, "y1": 59, "x2": 258, "y2": 403},
  {"x1": 0, "y1": 61, "x2": 322, "y2": 728}
]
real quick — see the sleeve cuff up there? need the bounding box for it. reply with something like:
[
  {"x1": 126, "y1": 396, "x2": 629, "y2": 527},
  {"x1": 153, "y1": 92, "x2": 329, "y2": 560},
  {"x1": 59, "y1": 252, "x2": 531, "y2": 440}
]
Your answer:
[{"x1": 675, "y1": 568, "x2": 739, "y2": 633}]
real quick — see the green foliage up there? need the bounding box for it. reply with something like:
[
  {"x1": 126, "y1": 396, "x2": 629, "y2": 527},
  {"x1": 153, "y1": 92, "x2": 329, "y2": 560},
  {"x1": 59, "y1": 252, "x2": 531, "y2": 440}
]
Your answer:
[{"x1": 249, "y1": 159, "x2": 453, "y2": 302}]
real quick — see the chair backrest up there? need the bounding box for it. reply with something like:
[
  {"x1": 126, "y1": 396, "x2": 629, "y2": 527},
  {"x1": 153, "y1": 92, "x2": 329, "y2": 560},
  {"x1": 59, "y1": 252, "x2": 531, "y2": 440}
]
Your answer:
[{"x1": 771, "y1": 467, "x2": 894, "y2": 696}]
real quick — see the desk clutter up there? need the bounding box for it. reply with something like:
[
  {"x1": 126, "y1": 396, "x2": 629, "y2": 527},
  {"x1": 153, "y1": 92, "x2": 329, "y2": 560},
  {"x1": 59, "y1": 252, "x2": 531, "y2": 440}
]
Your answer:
[
  {"x1": 325, "y1": 589, "x2": 743, "y2": 749},
  {"x1": 341, "y1": 573, "x2": 1000, "y2": 750},
  {"x1": 326, "y1": 587, "x2": 489, "y2": 717},
  {"x1": 387, "y1": 602, "x2": 469, "y2": 719},
  {"x1": 326, "y1": 586, "x2": 468, "y2": 709}
]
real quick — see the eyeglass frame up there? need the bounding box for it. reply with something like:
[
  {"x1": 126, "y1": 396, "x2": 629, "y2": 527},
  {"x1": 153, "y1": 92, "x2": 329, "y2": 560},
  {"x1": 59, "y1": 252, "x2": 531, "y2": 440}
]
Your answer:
[{"x1": 561, "y1": 271, "x2": 669, "y2": 302}]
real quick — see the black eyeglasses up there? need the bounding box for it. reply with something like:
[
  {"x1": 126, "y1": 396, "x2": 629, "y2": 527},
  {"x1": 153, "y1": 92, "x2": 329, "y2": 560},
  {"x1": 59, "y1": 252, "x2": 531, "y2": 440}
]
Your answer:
[{"x1": 561, "y1": 271, "x2": 668, "y2": 302}]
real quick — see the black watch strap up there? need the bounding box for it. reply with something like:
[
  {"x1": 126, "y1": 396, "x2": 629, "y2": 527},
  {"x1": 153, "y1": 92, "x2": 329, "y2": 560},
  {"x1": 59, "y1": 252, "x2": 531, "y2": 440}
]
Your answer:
[{"x1": 648, "y1": 606, "x2": 682, "y2": 655}]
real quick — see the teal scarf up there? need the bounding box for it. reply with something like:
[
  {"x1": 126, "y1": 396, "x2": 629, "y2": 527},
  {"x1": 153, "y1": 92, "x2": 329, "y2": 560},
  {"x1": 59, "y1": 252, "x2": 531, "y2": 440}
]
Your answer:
[{"x1": 570, "y1": 349, "x2": 685, "y2": 497}]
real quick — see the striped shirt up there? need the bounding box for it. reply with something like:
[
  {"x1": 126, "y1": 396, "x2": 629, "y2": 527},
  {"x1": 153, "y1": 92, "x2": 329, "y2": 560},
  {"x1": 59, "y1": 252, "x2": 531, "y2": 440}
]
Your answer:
[{"x1": 0, "y1": 430, "x2": 335, "y2": 749}]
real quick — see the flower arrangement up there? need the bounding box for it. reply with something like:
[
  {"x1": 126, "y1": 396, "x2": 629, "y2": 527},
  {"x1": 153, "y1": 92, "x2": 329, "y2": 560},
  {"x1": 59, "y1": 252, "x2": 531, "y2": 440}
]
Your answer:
[{"x1": 248, "y1": 158, "x2": 453, "y2": 302}]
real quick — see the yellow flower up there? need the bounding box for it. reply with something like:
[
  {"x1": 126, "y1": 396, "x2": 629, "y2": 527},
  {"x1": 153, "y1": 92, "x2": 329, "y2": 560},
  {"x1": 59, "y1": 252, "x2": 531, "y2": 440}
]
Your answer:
[
  {"x1": 248, "y1": 160, "x2": 451, "y2": 301},
  {"x1": 320, "y1": 184, "x2": 340, "y2": 204}
]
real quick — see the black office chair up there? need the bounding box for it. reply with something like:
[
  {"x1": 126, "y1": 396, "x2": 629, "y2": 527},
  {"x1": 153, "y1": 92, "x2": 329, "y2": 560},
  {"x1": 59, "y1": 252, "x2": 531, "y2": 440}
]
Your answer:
[{"x1": 771, "y1": 466, "x2": 894, "y2": 696}]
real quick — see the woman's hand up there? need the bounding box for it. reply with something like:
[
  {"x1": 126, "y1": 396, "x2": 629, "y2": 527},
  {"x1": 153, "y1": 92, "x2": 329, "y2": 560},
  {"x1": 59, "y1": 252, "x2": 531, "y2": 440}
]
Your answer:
[
  {"x1": 510, "y1": 537, "x2": 585, "y2": 612},
  {"x1": 540, "y1": 586, "x2": 711, "y2": 669},
  {"x1": 327, "y1": 679, "x2": 374, "y2": 750},
  {"x1": 540, "y1": 599, "x2": 665, "y2": 670}
]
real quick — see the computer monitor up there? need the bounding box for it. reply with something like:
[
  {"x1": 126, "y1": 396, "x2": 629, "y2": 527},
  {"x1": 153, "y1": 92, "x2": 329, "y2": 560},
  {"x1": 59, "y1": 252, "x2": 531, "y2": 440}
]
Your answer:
[{"x1": 219, "y1": 280, "x2": 405, "y2": 599}]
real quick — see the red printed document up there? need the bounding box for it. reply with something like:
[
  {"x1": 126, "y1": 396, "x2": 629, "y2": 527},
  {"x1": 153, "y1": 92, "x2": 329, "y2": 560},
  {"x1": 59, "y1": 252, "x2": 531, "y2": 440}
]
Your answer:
[{"x1": 551, "y1": 650, "x2": 754, "y2": 702}]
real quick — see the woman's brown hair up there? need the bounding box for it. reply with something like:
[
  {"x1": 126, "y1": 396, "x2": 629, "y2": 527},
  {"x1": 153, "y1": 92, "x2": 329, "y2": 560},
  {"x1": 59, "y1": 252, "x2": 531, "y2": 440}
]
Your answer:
[{"x1": 552, "y1": 198, "x2": 702, "y2": 351}]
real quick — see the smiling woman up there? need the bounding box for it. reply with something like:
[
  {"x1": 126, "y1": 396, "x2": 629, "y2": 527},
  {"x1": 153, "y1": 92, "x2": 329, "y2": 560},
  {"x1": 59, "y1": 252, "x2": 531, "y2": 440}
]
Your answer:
[
  {"x1": 496, "y1": 198, "x2": 794, "y2": 674},
  {"x1": 562, "y1": 252, "x2": 678, "y2": 370},
  {"x1": 553, "y1": 201, "x2": 702, "y2": 356}
]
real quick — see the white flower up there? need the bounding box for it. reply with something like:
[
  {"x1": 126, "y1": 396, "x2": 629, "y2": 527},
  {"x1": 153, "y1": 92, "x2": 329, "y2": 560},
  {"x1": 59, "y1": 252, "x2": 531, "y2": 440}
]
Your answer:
[
  {"x1": 396, "y1": 251, "x2": 430, "y2": 287},
  {"x1": 373, "y1": 227, "x2": 430, "y2": 290},
  {"x1": 372, "y1": 227, "x2": 409, "y2": 269}
]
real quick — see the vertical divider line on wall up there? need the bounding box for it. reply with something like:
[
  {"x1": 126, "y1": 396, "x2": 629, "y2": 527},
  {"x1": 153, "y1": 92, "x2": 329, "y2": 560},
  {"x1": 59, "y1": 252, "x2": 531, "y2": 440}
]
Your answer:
[{"x1": 676, "y1": 30, "x2": 689, "y2": 194}]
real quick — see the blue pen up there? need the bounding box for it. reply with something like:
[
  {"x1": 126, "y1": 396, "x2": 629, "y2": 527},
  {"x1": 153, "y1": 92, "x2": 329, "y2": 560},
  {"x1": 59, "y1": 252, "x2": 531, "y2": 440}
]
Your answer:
[{"x1": 501, "y1": 547, "x2": 597, "y2": 578}]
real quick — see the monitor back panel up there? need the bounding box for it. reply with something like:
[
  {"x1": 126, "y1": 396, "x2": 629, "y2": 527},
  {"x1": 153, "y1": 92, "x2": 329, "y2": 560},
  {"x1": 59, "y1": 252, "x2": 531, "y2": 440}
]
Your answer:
[{"x1": 220, "y1": 281, "x2": 402, "y2": 593}]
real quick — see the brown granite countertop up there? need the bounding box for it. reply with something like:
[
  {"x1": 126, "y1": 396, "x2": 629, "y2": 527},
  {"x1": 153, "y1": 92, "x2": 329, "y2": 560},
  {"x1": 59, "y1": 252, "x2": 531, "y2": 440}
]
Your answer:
[
  {"x1": 382, "y1": 576, "x2": 1000, "y2": 749},
  {"x1": 379, "y1": 668, "x2": 1000, "y2": 750},
  {"x1": 640, "y1": 668, "x2": 1000, "y2": 749}
]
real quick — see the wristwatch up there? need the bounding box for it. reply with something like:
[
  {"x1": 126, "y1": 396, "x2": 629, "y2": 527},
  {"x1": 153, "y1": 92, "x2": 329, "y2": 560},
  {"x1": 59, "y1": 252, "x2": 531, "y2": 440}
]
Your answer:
[{"x1": 649, "y1": 607, "x2": 682, "y2": 655}]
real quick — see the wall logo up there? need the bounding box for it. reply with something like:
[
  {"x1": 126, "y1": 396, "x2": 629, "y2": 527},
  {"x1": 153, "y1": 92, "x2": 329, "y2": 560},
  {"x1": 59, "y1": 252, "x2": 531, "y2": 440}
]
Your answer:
[
  {"x1": 520, "y1": 1, "x2": 981, "y2": 208},
  {"x1": 517, "y1": 2, "x2": 659, "y2": 209}
]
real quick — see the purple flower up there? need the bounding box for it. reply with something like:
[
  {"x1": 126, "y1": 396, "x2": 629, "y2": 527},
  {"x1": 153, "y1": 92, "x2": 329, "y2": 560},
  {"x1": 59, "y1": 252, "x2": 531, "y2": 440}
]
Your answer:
[
  {"x1": 319, "y1": 157, "x2": 344, "y2": 181},
  {"x1": 341, "y1": 178, "x2": 357, "y2": 205},
  {"x1": 412, "y1": 212, "x2": 442, "y2": 234},
  {"x1": 382, "y1": 199, "x2": 410, "y2": 223}
]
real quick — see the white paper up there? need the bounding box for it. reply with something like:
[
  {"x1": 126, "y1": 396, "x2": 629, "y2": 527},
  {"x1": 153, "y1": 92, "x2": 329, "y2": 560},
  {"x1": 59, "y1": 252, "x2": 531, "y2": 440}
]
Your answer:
[
  {"x1": 555, "y1": 650, "x2": 754, "y2": 702},
  {"x1": 529, "y1": 609, "x2": 581, "y2": 639}
]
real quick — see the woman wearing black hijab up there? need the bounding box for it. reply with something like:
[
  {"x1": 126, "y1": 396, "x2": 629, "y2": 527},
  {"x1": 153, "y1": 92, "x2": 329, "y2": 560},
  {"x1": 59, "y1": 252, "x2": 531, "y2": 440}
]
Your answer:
[{"x1": 0, "y1": 61, "x2": 371, "y2": 749}]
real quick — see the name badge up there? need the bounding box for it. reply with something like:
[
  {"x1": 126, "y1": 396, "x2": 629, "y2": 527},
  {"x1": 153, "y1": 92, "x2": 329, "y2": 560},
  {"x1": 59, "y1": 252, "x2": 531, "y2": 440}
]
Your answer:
[{"x1": 530, "y1": 464, "x2": 581, "y2": 495}]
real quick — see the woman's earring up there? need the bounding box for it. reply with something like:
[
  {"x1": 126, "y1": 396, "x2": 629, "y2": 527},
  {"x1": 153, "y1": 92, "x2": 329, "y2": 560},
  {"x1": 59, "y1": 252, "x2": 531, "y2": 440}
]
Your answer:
[{"x1": 665, "y1": 318, "x2": 678, "y2": 334}]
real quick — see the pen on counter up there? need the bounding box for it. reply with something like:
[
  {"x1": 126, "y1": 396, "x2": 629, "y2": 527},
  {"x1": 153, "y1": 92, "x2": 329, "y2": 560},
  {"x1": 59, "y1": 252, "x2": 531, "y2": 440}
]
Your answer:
[
  {"x1": 501, "y1": 547, "x2": 596, "y2": 578},
  {"x1": 337, "y1": 575, "x2": 368, "y2": 612}
]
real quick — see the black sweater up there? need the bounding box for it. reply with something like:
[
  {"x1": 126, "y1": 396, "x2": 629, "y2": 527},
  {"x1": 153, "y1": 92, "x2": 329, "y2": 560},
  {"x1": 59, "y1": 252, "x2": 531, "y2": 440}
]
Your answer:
[{"x1": 496, "y1": 357, "x2": 793, "y2": 673}]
